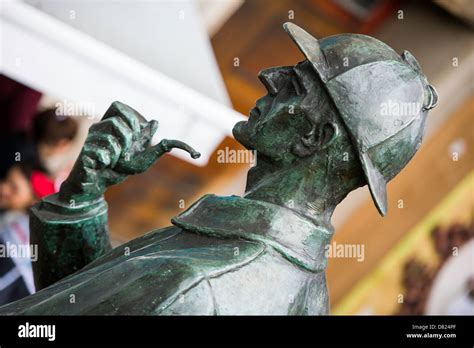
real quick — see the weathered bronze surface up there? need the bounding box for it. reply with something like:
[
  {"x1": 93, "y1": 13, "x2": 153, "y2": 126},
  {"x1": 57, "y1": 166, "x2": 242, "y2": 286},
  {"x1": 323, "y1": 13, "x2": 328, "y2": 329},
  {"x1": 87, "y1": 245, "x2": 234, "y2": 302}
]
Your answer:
[{"x1": 0, "y1": 23, "x2": 437, "y2": 315}]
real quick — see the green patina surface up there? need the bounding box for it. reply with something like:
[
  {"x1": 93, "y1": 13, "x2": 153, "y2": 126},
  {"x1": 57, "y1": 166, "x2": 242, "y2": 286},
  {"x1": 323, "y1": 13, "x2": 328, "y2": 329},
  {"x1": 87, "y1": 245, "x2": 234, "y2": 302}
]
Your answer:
[{"x1": 0, "y1": 23, "x2": 436, "y2": 315}]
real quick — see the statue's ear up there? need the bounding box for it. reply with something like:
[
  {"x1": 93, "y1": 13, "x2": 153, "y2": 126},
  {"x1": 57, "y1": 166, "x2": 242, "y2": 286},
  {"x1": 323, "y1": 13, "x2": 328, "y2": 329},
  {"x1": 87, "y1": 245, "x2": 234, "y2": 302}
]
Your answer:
[
  {"x1": 292, "y1": 121, "x2": 339, "y2": 157},
  {"x1": 319, "y1": 122, "x2": 339, "y2": 149}
]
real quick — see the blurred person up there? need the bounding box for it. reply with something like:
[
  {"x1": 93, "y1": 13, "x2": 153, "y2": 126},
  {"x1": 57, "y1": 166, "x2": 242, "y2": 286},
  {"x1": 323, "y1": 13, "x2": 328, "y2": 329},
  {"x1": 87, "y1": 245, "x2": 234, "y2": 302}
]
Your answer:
[
  {"x1": 0, "y1": 109, "x2": 79, "y2": 204},
  {"x1": 0, "y1": 111, "x2": 78, "y2": 304},
  {"x1": 32, "y1": 108, "x2": 79, "y2": 189},
  {"x1": 0, "y1": 109, "x2": 79, "y2": 208},
  {"x1": 0, "y1": 162, "x2": 36, "y2": 305},
  {"x1": 0, "y1": 163, "x2": 35, "y2": 212}
]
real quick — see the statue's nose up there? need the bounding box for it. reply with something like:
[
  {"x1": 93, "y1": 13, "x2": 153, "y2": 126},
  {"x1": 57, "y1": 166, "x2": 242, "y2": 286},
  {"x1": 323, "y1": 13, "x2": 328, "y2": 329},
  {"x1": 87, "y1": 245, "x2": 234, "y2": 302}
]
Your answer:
[
  {"x1": 258, "y1": 66, "x2": 292, "y2": 96},
  {"x1": 258, "y1": 69, "x2": 278, "y2": 96}
]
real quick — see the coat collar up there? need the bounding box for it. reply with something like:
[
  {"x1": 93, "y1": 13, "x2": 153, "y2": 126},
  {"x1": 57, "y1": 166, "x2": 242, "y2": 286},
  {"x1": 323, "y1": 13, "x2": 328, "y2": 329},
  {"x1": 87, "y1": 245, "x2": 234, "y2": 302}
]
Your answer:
[{"x1": 171, "y1": 194, "x2": 333, "y2": 272}]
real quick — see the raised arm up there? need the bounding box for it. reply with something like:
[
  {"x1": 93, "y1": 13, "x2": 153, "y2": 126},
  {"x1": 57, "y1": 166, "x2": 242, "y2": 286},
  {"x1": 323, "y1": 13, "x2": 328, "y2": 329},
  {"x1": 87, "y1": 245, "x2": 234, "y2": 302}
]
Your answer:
[{"x1": 30, "y1": 101, "x2": 200, "y2": 290}]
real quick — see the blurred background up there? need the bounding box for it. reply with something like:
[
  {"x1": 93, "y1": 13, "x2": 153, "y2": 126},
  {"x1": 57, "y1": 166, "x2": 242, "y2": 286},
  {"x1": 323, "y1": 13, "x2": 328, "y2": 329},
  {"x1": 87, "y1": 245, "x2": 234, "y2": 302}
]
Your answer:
[{"x1": 0, "y1": 0, "x2": 473, "y2": 314}]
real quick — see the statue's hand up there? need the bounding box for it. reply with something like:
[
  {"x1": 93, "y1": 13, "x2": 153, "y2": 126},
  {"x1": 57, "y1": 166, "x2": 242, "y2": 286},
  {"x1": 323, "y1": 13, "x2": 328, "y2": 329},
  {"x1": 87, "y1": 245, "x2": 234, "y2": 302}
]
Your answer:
[{"x1": 59, "y1": 101, "x2": 200, "y2": 203}]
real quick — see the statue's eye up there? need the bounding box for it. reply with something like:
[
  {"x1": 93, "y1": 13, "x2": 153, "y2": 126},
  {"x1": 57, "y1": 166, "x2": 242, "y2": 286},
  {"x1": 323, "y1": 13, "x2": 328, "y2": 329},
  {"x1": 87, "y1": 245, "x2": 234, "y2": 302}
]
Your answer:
[{"x1": 291, "y1": 76, "x2": 303, "y2": 96}]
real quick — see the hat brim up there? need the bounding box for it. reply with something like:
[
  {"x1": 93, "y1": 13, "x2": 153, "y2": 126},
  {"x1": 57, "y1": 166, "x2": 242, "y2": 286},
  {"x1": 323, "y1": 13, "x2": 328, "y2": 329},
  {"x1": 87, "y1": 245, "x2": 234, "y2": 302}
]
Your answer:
[{"x1": 283, "y1": 22, "x2": 330, "y2": 81}]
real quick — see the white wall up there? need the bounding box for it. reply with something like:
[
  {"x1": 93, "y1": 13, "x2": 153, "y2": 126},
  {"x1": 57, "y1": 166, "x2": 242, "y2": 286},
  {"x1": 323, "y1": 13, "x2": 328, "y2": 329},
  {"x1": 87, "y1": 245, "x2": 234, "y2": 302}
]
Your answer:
[{"x1": 0, "y1": 0, "x2": 245, "y2": 165}]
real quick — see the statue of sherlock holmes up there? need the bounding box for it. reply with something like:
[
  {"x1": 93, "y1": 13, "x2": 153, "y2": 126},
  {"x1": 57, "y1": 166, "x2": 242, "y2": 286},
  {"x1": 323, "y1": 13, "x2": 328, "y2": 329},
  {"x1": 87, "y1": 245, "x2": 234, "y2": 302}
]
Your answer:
[{"x1": 0, "y1": 23, "x2": 437, "y2": 315}]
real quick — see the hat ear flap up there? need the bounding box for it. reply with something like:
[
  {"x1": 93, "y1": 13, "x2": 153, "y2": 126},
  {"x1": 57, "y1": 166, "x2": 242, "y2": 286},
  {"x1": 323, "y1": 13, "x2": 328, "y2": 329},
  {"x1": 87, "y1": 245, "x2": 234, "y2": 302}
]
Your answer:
[{"x1": 360, "y1": 151, "x2": 388, "y2": 216}]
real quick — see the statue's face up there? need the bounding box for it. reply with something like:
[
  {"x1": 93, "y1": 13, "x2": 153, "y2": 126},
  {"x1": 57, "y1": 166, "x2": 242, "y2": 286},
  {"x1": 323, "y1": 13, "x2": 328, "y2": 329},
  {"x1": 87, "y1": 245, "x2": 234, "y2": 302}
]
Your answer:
[{"x1": 233, "y1": 60, "x2": 331, "y2": 164}]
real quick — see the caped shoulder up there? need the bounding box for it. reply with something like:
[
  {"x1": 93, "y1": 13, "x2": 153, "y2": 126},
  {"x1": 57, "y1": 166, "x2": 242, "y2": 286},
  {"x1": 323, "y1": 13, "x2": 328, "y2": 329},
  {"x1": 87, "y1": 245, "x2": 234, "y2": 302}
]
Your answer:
[{"x1": 0, "y1": 226, "x2": 265, "y2": 315}]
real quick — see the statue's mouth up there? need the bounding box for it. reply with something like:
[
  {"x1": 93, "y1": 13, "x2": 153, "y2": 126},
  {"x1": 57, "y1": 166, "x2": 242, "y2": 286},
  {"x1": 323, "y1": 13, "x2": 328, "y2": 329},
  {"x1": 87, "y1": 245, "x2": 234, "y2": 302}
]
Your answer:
[
  {"x1": 232, "y1": 102, "x2": 268, "y2": 153},
  {"x1": 249, "y1": 106, "x2": 261, "y2": 118}
]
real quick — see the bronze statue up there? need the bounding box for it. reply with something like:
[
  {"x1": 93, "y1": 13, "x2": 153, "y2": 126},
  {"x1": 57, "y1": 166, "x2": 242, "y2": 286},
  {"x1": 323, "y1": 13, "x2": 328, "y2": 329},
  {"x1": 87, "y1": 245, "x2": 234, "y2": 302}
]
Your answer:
[{"x1": 0, "y1": 23, "x2": 437, "y2": 315}]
